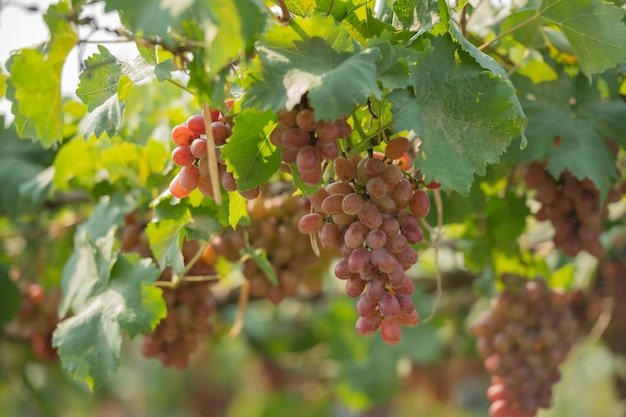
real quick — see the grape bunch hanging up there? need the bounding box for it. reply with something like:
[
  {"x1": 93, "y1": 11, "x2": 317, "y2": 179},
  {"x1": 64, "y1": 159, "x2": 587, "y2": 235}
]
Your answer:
[
  {"x1": 298, "y1": 137, "x2": 428, "y2": 345},
  {"x1": 471, "y1": 275, "x2": 577, "y2": 417},
  {"x1": 121, "y1": 214, "x2": 219, "y2": 369},
  {"x1": 523, "y1": 161, "x2": 622, "y2": 258}
]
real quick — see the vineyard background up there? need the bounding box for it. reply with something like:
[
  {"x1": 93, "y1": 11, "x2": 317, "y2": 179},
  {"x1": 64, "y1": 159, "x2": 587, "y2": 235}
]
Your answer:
[{"x1": 1, "y1": 0, "x2": 626, "y2": 416}]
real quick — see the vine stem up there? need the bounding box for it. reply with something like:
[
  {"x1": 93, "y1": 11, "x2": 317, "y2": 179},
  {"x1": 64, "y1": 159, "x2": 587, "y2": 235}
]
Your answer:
[
  {"x1": 421, "y1": 188, "x2": 443, "y2": 324},
  {"x1": 568, "y1": 296, "x2": 613, "y2": 362},
  {"x1": 276, "y1": 0, "x2": 292, "y2": 21},
  {"x1": 164, "y1": 78, "x2": 194, "y2": 95},
  {"x1": 478, "y1": 14, "x2": 539, "y2": 51},
  {"x1": 228, "y1": 279, "x2": 251, "y2": 340},
  {"x1": 202, "y1": 104, "x2": 222, "y2": 205}
]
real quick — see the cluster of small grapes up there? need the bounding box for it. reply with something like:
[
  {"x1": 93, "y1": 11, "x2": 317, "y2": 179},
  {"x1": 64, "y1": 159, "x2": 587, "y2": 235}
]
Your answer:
[
  {"x1": 121, "y1": 214, "x2": 218, "y2": 368},
  {"x1": 524, "y1": 161, "x2": 622, "y2": 258},
  {"x1": 168, "y1": 111, "x2": 261, "y2": 200},
  {"x1": 141, "y1": 281, "x2": 216, "y2": 369},
  {"x1": 471, "y1": 275, "x2": 577, "y2": 417},
  {"x1": 297, "y1": 137, "x2": 428, "y2": 345},
  {"x1": 15, "y1": 283, "x2": 62, "y2": 361},
  {"x1": 270, "y1": 102, "x2": 352, "y2": 185},
  {"x1": 210, "y1": 190, "x2": 334, "y2": 304}
]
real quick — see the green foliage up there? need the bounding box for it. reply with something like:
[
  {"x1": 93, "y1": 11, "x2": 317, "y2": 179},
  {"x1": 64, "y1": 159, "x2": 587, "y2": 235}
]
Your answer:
[
  {"x1": 54, "y1": 195, "x2": 166, "y2": 389},
  {"x1": 5, "y1": 1, "x2": 78, "y2": 147},
  {"x1": 390, "y1": 34, "x2": 526, "y2": 193},
  {"x1": 221, "y1": 109, "x2": 281, "y2": 191},
  {"x1": 536, "y1": 0, "x2": 626, "y2": 77},
  {"x1": 245, "y1": 13, "x2": 382, "y2": 120},
  {"x1": 507, "y1": 70, "x2": 626, "y2": 200}
]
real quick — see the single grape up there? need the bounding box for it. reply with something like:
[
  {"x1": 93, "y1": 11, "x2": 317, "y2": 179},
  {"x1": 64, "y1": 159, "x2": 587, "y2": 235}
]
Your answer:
[
  {"x1": 297, "y1": 213, "x2": 325, "y2": 234},
  {"x1": 282, "y1": 128, "x2": 311, "y2": 149},
  {"x1": 380, "y1": 319, "x2": 402, "y2": 345},
  {"x1": 169, "y1": 174, "x2": 192, "y2": 198},
  {"x1": 179, "y1": 165, "x2": 200, "y2": 191},
  {"x1": 172, "y1": 146, "x2": 196, "y2": 166},
  {"x1": 190, "y1": 138, "x2": 208, "y2": 159},
  {"x1": 409, "y1": 189, "x2": 430, "y2": 218},
  {"x1": 296, "y1": 108, "x2": 316, "y2": 131},
  {"x1": 171, "y1": 124, "x2": 195, "y2": 146},
  {"x1": 186, "y1": 114, "x2": 206, "y2": 135},
  {"x1": 385, "y1": 136, "x2": 410, "y2": 160}
]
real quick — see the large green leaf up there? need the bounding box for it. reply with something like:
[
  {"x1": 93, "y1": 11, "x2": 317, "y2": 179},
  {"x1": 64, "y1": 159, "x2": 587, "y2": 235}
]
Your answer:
[
  {"x1": 220, "y1": 109, "x2": 281, "y2": 191},
  {"x1": 537, "y1": 0, "x2": 626, "y2": 77},
  {"x1": 53, "y1": 254, "x2": 164, "y2": 390},
  {"x1": 5, "y1": 1, "x2": 78, "y2": 147},
  {"x1": 54, "y1": 195, "x2": 162, "y2": 389},
  {"x1": 244, "y1": 13, "x2": 382, "y2": 121},
  {"x1": 388, "y1": 34, "x2": 526, "y2": 194},
  {"x1": 506, "y1": 71, "x2": 626, "y2": 201}
]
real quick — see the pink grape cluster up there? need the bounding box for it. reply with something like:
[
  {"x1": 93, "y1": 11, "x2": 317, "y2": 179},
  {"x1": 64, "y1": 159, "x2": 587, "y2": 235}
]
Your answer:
[
  {"x1": 472, "y1": 275, "x2": 577, "y2": 417},
  {"x1": 167, "y1": 111, "x2": 261, "y2": 200},
  {"x1": 270, "y1": 104, "x2": 352, "y2": 186},
  {"x1": 298, "y1": 140, "x2": 429, "y2": 345}
]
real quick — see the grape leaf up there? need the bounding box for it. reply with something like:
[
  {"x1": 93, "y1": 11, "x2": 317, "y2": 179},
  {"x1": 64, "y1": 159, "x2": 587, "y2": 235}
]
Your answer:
[
  {"x1": 227, "y1": 191, "x2": 249, "y2": 229},
  {"x1": 537, "y1": 0, "x2": 626, "y2": 77},
  {"x1": 80, "y1": 95, "x2": 125, "y2": 139},
  {"x1": 104, "y1": 0, "x2": 194, "y2": 38},
  {"x1": 53, "y1": 254, "x2": 164, "y2": 390},
  {"x1": 0, "y1": 264, "x2": 19, "y2": 327},
  {"x1": 506, "y1": 71, "x2": 626, "y2": 201},
  {"x1": 392, "y1": 0, "x2": 440, "y2": 33},
  {"x1": 221, "y1": 109, "x2": 281, "y2": 191},
  {"x1": 245, "y1": 13, "x2": 382, "y2": 121},
  {"x1": 146, "y1": 199, "x2": 192, "y2": 276},
  {"x1": 59, "y1": 194, "x2": 136, "y2": 316},
  {"x1": 5, "y1": 1, "x2": 78, "y2": 147},
  {"x1": 370, "y1": 41, "x2": 418, "y2": 90},
  {"x1": 388, "y1": 34, "x2": 526, "y2": 194},
  {"x1": 77, "y1": 46, "x2": 126, "y2": 111}
]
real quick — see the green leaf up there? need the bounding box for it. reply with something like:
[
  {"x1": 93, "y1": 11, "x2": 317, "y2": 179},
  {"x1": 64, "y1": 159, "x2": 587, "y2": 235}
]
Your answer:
[
  {"x1": 227, "y1": 191, "x2": 249, "y2": 229},
  {"x1": 245, "y1": 13, "x2": 382, "y2": 121},
  {"x1": 0, "y1": 71, "x2": 6, "y2": 98},
  {"x1": 145, "y1": 199, "x2": 192, "y2": 275},
  {"x1": 506, "y1": 71, "x2": 626, "y2": 201},
  {"x1": 5, "y1": 1, "x2": 78, "y2": 147},
  {"x1": 392, "y1": 0, "x2": 440, "y2": 33},
  {"x1": 80, "y1": 95, "x2": 125, "y2": 139},
  {"x1": 0, "y1": 264, "x2": 19, "y2": 327},
  {"x1": 59, "y1": 194, "x2": 136, "y2": 316},
  {"x1": 537, "y1": 0, "x2": 626, "y2": 77},
  {"x1": 53, "y1": 254, "x2": 164, "y2": 390},
  {"x1": 221, "y1": 109, "x2": 281, "y2": 191},
  {"x1": 245, "y1": 247, "x2": 279, "y2": 286},
  {"x1": 77, "y1": 46, "x2": 126, "y2": 111},
  {"x1": 389, "y1": 34, "x2": 526, "y2": 194},
  {"x1": 104, "y1": 0, "x2": 194, "y2": 38}
]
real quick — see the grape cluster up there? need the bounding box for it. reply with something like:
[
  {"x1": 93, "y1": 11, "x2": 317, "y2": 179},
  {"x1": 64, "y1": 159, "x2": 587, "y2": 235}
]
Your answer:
[
  {"x1": 141, "y1": 279, "x2": 216, "y2": 369},
  {"x1": 298, "y1": 138, "x2": 427, "y2": 345},
  {"x1": 121, "y1": 214, "x2": 219, "y2": 368},
  {"x1": 168, "y1": 111, "x2": 261, "y2": 201},
  {"x1": 270, "y1": 102, "x2": 352, "y2": 186},
  {"x1": 16, "y1": 283, "x2": 62, "y2": 361},
  {"x1": 211, "y1": 190, "x2": 334, "y2": 304},
  {"x1": 524, "y1": 161, "x2": 621, "y2": 258},
  {"x1": 471, "y1": 275, "x2": 577, "y2": 417}
]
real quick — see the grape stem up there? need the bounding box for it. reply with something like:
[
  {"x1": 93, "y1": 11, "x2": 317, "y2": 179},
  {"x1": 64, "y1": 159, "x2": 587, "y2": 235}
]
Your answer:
[
  {"x1": 569, "y1": 295, "x2": 614, "y2": 362},
  {"x1": 228, "y1": 280, "x2": 251, "y2": 340},
  {"x1": 420, "y1": 188, "x2": 443, "y2": 324},
  {"x1": 276, "y1": 0, "x2": 292, "y2": 22},
  {"x1": 202, "y1": 104, "x2": 223, "y2": 205}
]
